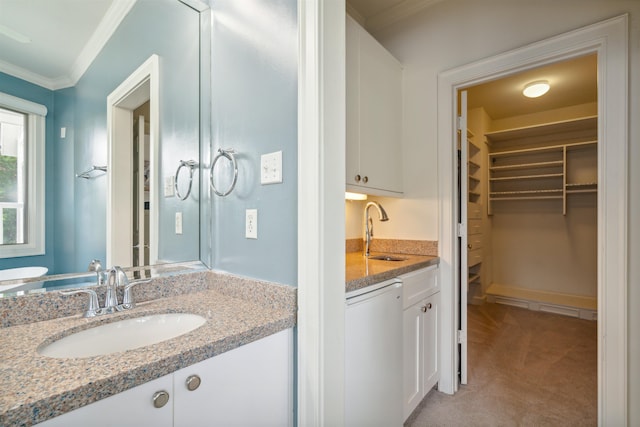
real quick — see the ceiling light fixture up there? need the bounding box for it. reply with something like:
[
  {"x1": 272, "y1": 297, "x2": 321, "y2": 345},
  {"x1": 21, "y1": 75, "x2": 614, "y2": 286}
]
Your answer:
[{"x1": 522, "y1": 80, "x2": 550, "y2": 98}]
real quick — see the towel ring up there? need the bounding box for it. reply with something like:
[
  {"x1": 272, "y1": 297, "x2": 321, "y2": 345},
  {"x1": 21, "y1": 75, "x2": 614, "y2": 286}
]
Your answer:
[
  {"x1": 175, "y1": 160, "x2": 199, "y2": 201},
  {"x1": 210, "y1": 148, "x2": 238, "y2": 197}
]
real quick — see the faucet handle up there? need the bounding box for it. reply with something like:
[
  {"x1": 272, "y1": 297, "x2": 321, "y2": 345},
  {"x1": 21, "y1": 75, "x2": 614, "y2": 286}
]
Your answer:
[
  {"x1": 61, "y1": 289, "x2": 101, "y2": 318},
  {"x1": 120, "y1": 279, "x2": 151, "y2": 310}
]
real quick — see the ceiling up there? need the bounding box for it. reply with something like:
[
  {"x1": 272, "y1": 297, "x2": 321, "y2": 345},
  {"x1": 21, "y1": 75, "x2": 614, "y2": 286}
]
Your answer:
[
  {"x1": 2, "y1": 0, "x2": 598, "y2": 117},
  {"x1": 0, "y1": 0, "x2": 133, "y2": 90},
  {"x1": 347, "y1": 0, "x2": 597, "y2": 120},
  {"x1": 466, "y1": 54, "x2": 597, "y2": 120}
]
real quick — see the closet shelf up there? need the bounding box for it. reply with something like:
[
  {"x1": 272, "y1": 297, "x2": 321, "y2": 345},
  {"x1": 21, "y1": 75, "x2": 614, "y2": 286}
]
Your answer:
[
  {"x1": 484, "y1": 116, "x2": 597, "y2": 145},
  {"x1": 490, "y1": 173, "x2": 563, "y2": 182},
  {"x1": 489, "y1": 160, "x2": 563, "y2": 171},
  {"x1": 468, "y1": 273, "x2": 480, "y2": 284},
  {"x1": 491, "y1": 189, "x2": 563, "y2": 196}
]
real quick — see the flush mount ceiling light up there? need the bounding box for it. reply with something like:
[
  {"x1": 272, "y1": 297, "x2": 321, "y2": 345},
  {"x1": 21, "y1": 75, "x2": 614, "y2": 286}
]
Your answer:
[{"x1": 522, "y1": 80, "x2": 550, "y2": 98}]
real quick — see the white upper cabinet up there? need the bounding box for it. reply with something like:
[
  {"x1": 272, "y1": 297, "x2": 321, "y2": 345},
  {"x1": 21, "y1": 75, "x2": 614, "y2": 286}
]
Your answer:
[{"x1": 346, "y1": 16, "x2": 403, "y2": 196}]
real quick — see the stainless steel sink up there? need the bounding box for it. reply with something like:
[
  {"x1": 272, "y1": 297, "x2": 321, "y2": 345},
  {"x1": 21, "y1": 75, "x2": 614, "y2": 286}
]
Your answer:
[{"x1": 368, "y1": 255, "x2": 407, "y2": 262}]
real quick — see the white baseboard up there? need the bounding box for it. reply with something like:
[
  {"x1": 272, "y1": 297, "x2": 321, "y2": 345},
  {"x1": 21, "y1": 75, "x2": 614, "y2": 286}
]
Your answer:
[{"x1": 485, "y1": 284, "x2": 597, "y2": 321}]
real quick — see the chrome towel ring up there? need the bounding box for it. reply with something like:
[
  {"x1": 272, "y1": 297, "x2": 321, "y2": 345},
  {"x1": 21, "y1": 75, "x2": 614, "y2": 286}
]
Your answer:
[
  {"x1": 210, "y1": 148, "x2": 238, "y2": 197},
  {"x1": 175, "y1": 160, "x2": 199, "y2": 200}
]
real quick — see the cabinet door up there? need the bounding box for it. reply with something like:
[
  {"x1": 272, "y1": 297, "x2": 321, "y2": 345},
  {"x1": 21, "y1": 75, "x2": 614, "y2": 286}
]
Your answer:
[
  {"x1": 403, "y1": 303, "x2": 424, "y2": 421},
  {"x1": 358, "y1": 28, "x2": 403, "y2": 194},
  {"x1": 173, "y1": 329, "x2": 293, "y2": 427},
  {"x1": 346, "y1": 15, "x2": 361, "y2": 188},
  {"x1": 39, "y1": 375, "x2": 173, "y2": 427},
  {"x1": 422, "y1": 292, "x2": 440, "y2": 394}
]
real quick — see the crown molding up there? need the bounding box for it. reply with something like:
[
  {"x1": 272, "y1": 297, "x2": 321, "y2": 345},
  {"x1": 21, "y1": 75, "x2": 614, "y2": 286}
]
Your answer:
[
  {"x1": 366, "y1": 0, "x2": 444, "y2": 32},
  {"x1": 0, "y1": 59, "x2": 57, "y2": 91},
  {"x1": 0, "y1": 0, "x2": 136, "y2": 91},
  {"x1": 68, "y1": 0, "x2": 138, "y2": 89}
]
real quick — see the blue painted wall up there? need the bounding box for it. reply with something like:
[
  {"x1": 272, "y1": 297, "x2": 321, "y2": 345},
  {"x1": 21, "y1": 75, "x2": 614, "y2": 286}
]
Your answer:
[
  {"x1": 0, "y1": 0, "x2": 201, "y2": 274},
  {"x1": 0, "y1": 73, "x2": 55, "y2": 272},
  {"x1": 209, "y1": 0, "x2": 298, "y2": 286}
]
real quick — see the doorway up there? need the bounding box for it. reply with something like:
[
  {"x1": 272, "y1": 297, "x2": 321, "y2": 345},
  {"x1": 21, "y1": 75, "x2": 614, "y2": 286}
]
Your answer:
[
  {"x1": 106, "y1": 55, "x2": 159, "y2": 269},
  {"x1": 456, "y1": 54, "x2": 598, "y2": 402},
  {"x1": 437, "y1": 15, "x2": 628, "y2": 424}
]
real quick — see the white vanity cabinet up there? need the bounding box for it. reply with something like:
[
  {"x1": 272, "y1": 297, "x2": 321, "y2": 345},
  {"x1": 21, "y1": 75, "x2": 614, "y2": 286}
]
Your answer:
[
  {"x1": 38, "y1": 329, "x2": 293, "y2": 427},
  {"x1": 38, "y1": 375, "x2": 174, "y2": 427},
  {"x1": 400, "y1": 266, "x2": 440, "y2": 421},
  {"x1": 173, "y1": 328, "x2": 293, "y2": 427},
  {"x1": 346, "y1": 15, "x2": 403, "y2": 197}
]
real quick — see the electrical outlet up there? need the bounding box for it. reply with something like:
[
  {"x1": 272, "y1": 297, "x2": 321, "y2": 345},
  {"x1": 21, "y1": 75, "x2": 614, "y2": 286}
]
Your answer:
[
  {"x1": 175, "y1": 212, "x2": 183, "y2": 235},
  {"x1": 164, "y1": 176, "x2": 175, "y2": 197},
  {"x1": 245, "y1": 209, "x2": 258, "y2": 239},
  {"x1": 260, "y1": 151, "x2": 283, "y2": 184}
]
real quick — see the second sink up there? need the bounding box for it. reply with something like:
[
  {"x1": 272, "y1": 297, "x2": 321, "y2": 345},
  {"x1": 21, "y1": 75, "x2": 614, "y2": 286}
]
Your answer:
[
  {"x1": 368, "y1": 255, "x2": 408, "y2": 262},
  {"x1": 38, "y1": 313, "x2": 206, "y2": 359}
]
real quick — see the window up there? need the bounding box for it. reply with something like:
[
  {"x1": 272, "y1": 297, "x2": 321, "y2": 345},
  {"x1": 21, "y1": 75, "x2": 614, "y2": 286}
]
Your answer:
[{"x1": 0, "y1": 92, "x2": 46, "y2": 258}]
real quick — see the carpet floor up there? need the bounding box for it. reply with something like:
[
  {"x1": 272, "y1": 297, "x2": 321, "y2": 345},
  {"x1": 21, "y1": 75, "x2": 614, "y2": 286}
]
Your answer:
[{"x1": 405, "y1": 303, "x2": 597, "y2": 426}]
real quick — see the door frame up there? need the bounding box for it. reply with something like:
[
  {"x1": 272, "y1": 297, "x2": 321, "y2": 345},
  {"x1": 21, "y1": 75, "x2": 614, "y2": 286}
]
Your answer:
[
  {"x1": 437, "y1": 15, "x2": 628, "y2": 425},
  {"x1": 106, "y1": 55, "x2": 160, "y2": 268}
]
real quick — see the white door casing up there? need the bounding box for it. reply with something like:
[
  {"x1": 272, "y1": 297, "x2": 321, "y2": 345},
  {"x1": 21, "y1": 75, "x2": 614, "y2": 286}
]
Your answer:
[
  {"x1": 107, "y1": 55, "x2": 159, "y2": 268},
  {"x1": 437, "y1": 15, "x2": 628, "y2": 426},
  {"x1": 458, "y1": 90, "x2": 468, "y2": 386}
]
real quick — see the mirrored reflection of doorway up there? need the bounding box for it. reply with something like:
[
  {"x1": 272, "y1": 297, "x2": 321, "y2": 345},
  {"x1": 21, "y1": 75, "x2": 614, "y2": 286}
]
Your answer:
[{"x1": 106, "y1": 55, "x2": 159, "y2": 271}]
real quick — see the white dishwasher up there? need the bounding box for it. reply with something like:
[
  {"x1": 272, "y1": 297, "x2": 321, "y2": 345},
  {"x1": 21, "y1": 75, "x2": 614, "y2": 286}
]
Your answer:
[{"x1": 345, "y1": 278, "x2": 403, "y2": 427}]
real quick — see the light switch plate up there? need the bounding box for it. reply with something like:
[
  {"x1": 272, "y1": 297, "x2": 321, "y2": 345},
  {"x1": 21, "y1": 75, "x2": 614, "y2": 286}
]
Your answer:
[
  {"x1": 175, "y1": 212, "x2": 183, "y2": 235},
  {"x1": 245, "y1": 209, "x2": 258, "y2": 239},
  {"x1": 164, "y1": 176, "x2": 175, "y2": 197},
  {"x1": 260, "y1": 151, "x2": 283, "y2": 184}
]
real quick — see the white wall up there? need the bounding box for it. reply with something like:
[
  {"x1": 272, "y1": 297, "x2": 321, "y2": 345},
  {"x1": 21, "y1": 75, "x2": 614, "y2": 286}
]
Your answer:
[{"x1": 372, "y1": 0, "x2": 640, "y2": 423}]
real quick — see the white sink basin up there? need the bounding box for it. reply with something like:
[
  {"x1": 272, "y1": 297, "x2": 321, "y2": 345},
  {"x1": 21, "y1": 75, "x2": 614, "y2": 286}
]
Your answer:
[{"x1": 38, "y1": 313, "x2": 206, "y2": 359}]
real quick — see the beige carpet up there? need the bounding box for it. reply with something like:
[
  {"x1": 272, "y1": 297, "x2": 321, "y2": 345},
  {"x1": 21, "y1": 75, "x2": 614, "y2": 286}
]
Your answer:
[{"x1": 406, "y1": 303, "x2": 597, "y2": 426}]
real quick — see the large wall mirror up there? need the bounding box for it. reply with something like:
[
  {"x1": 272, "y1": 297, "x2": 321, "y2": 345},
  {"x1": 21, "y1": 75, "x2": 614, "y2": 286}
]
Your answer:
[{"x1": 0, "y1": 0, "x2": 210, "y2": 295}]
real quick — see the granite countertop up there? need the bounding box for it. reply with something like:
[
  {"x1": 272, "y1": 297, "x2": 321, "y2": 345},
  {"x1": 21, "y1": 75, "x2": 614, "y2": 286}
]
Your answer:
[
  {"x1": 346, "y1": 251, "x2": 439, "y2": 293},
  {"x1": 0, "y1": 279, "x2": 296, "y2": 426}
]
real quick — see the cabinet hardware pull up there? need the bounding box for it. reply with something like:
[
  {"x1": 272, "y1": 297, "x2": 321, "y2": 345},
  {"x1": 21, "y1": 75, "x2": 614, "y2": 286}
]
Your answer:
[
  {"x1": 468, "y1": 244, "x2": 472, "y2": 249},
  {"x1": 362, "y1": 176, "x2": 368, "y2": 183},
  {"x1": 355, "y1": 174, "x2": 361, "y2": 182},
  {"x1": 186, "y1": 374, "x2": 202, "y2": 391},
  {"x1": 421, "y1": 303, "x2": 433, "y2": 312},
  {"x1": 152, "y1": 390, "x2": 170, "y2": 408}
]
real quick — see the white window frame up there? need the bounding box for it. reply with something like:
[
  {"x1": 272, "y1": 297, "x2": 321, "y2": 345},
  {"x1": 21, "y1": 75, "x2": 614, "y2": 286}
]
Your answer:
[{"x1": 0, "y1": 92, "x2": 46, "y2": 258}]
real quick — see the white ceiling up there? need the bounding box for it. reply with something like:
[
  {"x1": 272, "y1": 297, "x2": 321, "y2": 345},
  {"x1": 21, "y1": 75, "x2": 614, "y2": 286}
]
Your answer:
[
  {"x1": 347, "y1": 0, "x2": 598, "y2": 120},
  {"x1": 0, "y1": 0, "x2": 134, "y2": 90}
]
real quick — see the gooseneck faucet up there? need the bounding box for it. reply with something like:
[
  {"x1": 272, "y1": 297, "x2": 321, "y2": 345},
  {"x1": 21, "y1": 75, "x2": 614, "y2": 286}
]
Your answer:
[
  {"x1": 104, "y1": 266, "x2": 127, "y2": 313},
  {"x1": 363, "y1": 201, "x2": 389, "y2": 257}
]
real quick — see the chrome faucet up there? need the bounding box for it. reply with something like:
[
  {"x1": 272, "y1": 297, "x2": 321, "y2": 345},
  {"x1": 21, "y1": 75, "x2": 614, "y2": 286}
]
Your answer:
[
  {"x1": 104, "y1": 266, "x2": 126, "y2": 313},
  {"x1": 88, "y1": 259, "x2": 106, "y2": 287},
  {"x1": 62, "y1": 264, "x2": 149, "y2": 317},
  {"x1": 363, "y1": 201, "x2": 389, "y2": 257}
]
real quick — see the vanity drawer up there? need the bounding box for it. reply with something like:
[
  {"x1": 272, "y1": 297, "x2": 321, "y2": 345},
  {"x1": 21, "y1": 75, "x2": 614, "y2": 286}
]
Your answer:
[
  {"x1": 468, "y1": 249, "x2": 482, "y2": 267},
  {"x1": 468, "y1": 219, "x2": 482, "y2": 235},
  {"x1": 468, "y1": 235, "x2": 482, "y2": 251},
  {"x1": 400, "y1": 265, "x2": 439, "y2": 309},
  {"x1": 468, "y1": 203, "x2": 483, "y2": 219}
]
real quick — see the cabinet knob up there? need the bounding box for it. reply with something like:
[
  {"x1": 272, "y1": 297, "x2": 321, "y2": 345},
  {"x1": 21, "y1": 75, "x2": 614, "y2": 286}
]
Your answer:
[
  {"x1": 152, "y1": 390, "x2": 170, "y2": 408},
  {"x1": 362, "y1": 176, "x2": 368, "y2": 183},
  {"x1": 355, "y1": 174, "x2": 361, "y2": 182},
  {"x1": 186, "y1": 374, "x2": 201, "y2": 391},
  {"x1": 467, "y1": 243, "x2": 472, "y2": 249},
  {"x1": 421, "y1": 303, "x2": 433, "y2": 312}
]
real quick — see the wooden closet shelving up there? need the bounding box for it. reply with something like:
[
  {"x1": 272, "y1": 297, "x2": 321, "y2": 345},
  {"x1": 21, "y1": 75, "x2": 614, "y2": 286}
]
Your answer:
[{"x1": 486, "y1": 116, "x2": 597, "y2": 215}]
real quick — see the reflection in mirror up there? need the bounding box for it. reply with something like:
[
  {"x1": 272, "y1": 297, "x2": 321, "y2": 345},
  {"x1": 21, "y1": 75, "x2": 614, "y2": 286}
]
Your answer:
[{"x1": 0, "y1": 0, "x2": 208, "y2": 296}]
